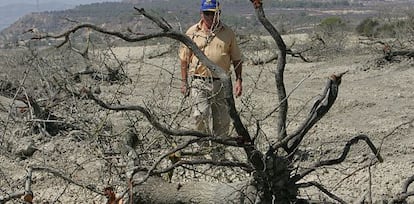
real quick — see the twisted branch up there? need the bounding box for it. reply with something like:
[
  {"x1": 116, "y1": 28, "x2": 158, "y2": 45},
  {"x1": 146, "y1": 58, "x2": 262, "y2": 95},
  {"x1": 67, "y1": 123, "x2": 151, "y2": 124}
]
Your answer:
[
  {"x1": 297, "y1": 181, "x2": 346, "y2": 204},
  {"x1": 0, "y1": 166, "x2": 103, "y2": 203},
  {"x1": 284, "y1": 71, "x2": 347, "y2": 154},
  {"x1": 251, "y1": 0, "x2": 288, "y2": 144},
  {"x1": 294, "y1": 134, "x2": 383, "y2": 182},
  {"x1": 389, "y1": 175, "x2": 414, "y2": 203}
]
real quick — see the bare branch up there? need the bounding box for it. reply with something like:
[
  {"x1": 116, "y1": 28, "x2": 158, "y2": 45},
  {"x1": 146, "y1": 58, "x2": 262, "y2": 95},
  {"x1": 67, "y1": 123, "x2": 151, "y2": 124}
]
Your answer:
[
  {"x1": 377, "y1": 118, "x2": 414, "y2": 159},
  {"x1": 129, "y1": 137, "x2": 208, "y2": 188},
  {"x1": 389, "y1": 187, "x2": 414, "y2": 204},
  {"x1": 251, "y1": 0, "x2": 288, "y2": 143},
  {"x1": 31, "y1": 8, "x2": 261, "y2": 175},
  {"x1": 267, "y1": 72, "x2": 346, "y2": 154},
  {"x1": 0, "y1": 166, "x2": 103, "y2": 203},
  {"x1": 251, "y1": 48, "x2": 311, "y2": 65},
  {"x1": 402, "y1": 175, "x2": 414, "y2": 194},
  {"x1": 297, "y1": 181, "x2": 346, "y2": 204},
  {"x1": 287, "y1": 48, "x2": 312, "y2": 62},
  {"x1": 31, "y1": 166, "x2": 104, "y2": 195},
  {"x1": 294, "y1": 134, "x2": 383, "y2": 181},
  {"x1": 389, "y1": 174, "x2": 414, "y2": 203},
  {"x1": 0, "y1": 191, "x2": 25, "y2": 203},
  {"x1": 152, "y1": 159, "x2": 253, "y2": 175},
  {"x1": 283, "y1": 71, "x2": 348, "y2": 153},
  {"x1": 30, "y1": 8, "x2": 252, "y2": 151},
  {"x1": 85, "y1": 90, "x2": 246, "y2": 148},
  {"x1": 134, "y1": 7, "x2": 172, "y2": 31}
]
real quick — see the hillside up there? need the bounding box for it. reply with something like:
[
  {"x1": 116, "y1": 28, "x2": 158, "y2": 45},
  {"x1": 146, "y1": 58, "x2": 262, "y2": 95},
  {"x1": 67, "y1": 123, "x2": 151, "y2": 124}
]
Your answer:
[
  {"x1": 1, "y1": 0, "x2": 414, "y2": 48},
  {"x1": 0, "y1": 0, "x2": 124, "y2": 31},
  {"x1": 2, "y1": 0, "x2": 413, "y2": 48}
]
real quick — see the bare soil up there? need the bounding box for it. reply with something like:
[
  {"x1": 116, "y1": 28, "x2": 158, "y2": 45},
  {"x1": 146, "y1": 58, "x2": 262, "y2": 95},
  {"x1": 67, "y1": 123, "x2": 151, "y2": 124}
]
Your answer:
[{"x1": 0, "y1": 39, "x2": 413, "y2": 203}]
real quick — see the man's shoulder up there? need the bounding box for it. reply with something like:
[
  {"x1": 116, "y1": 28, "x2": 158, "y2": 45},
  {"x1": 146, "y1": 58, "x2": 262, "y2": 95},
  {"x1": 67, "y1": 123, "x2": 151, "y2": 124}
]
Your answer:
[
  {"x1": 219, "y1": 23, "x2": 236, "y2": 36},
  {"x1": 186, "y1": 23, "x2": 201, "y2": 34}
]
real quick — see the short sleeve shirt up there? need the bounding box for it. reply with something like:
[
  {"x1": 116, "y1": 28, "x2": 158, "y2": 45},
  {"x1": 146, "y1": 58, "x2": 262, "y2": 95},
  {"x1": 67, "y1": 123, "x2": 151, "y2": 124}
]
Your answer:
[{"x1": 179, "y1": 21, "x2": 242, "y2": 78}]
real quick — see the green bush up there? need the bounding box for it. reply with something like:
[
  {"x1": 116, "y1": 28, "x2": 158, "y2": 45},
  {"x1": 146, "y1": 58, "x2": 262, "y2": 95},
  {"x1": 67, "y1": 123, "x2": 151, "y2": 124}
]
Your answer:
[
  {"x1": 318, "y1": 16, "x2": 346, "y2": 36},
  {"x1": 377, "y1": 24, "x2": 396, "y2": 38},
  {"x1": 355, "y1": 18, "x2": 379, "y2": 37},
  {"x1": 356, "y1": 17, "x2": 414, "y2": 38}
]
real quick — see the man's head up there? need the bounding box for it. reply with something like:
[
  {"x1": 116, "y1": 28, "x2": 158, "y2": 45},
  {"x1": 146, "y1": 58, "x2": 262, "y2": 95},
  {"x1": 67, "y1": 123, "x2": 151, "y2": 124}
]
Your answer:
[
  {"x1": 200, "y1": 0, "x2": 220, "y2": 30},
  {"x1": 200, "y1": 0, "x2": 220, "y2": 12}
]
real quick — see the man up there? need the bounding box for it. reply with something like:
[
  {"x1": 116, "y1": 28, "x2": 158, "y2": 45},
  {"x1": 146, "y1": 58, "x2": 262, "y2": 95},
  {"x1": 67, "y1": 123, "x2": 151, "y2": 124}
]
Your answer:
[{"x1": 179, "y1": 0, "x2": 243, "y2": 139}]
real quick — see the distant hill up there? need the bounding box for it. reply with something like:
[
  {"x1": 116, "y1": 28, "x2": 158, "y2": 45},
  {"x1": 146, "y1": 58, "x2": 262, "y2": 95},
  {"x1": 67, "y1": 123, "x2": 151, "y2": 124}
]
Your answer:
[
  {"x1": 0, "y1": 1, "x2": 207, "y2": 47},
  {"x1": 1, "y1": 0, "x2": 413, "y2": 48},
  {"x1": 0, "y1": 2, "x2": 72, "y2": 31},
  {"x1": 0, "y1": 0, "x2": 117, "y2": 7},
  {"x1": 0, "y1": 0, "x2": 122, "y2": 31}
]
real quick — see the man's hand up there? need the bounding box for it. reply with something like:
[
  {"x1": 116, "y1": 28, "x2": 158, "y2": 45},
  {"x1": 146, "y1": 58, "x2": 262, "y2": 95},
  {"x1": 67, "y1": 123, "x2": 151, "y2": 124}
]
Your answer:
[{"x1": 234, "y1": 78, "x2": 242, "y2": 98}]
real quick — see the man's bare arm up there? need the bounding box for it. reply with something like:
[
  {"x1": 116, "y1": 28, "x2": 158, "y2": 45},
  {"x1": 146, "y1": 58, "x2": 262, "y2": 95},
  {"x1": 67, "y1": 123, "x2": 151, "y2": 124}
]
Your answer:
[
  {"x1": 180, "y1": 60, "x2": 189, "y2": 95},
  {"x1": 233, "y1": 60, "x2": 242, "y2": 81},
  {"x1": 233, "y1": 60, "x2": 243, "y2": 97}
]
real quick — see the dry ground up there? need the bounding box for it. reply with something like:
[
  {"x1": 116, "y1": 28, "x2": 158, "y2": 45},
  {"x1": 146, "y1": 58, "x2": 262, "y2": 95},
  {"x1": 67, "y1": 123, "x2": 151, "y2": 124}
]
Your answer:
[{"x1": 0, "y1": 39, "x2": 413, "y2": 203}]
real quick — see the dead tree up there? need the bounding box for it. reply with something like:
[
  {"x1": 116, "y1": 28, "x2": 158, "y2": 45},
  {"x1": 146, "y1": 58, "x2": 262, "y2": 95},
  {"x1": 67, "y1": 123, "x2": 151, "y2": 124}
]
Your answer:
[{"x1": 27, "y1": 1, "x2": 387, "y2": 203}]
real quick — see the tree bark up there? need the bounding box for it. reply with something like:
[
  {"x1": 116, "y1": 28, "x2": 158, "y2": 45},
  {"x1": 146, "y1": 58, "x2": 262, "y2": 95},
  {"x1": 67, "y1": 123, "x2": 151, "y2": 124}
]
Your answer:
[
  {"x1": 385, "y1": 50, "x2": 414, "y2": 61},
  {"x1": 129, "y1": 176, "x2": 257, "y2": 204}
]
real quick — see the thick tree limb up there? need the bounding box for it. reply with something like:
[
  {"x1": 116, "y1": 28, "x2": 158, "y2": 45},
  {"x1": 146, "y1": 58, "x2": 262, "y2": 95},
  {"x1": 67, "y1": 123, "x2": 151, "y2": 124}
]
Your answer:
[
  {"x1": 129, "y1": 176, "x2": 257, "y2": 204},
  {"x1": 293, "y1": 134, "x2": 383, "y2": 181},
  {"x1": 388, "y1": 175, "x2": 414, "y2": 203},
  {"x1": 251, "y1": 0, "x2": 288, "y2": 144},
  {"x1": 389, "y1": 192, "x2": 414, "y2": 204},
  {"x1": 268, "y1": 72, "x2": 346, "y2": 154},
  {"x1": 284, "y1": 72, "x2": 347, "y2": 153},
  {"x1": 385, "y1": 50, "x2": 414, "y2": 61},
  {"x1": 402, "y1": 175, "x2": 414, "y2": 195}
]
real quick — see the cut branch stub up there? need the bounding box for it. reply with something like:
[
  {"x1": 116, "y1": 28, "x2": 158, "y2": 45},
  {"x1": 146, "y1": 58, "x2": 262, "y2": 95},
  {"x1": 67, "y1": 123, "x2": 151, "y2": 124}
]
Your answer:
[{"x1": 250, "y1": 0, "x2": 262, "y2": 9}]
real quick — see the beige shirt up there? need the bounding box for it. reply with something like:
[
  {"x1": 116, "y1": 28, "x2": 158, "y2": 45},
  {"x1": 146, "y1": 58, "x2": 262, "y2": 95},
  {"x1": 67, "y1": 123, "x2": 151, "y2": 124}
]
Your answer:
[{"x1": 179, "y1": 20, "x2": 242, "y2": 78}]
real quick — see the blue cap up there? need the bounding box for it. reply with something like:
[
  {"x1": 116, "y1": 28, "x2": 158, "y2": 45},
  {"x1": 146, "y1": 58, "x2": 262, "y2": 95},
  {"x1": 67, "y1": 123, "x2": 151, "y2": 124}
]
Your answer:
[{"x1": 200, "y1": 0, "x2": 220, "y2": 12}]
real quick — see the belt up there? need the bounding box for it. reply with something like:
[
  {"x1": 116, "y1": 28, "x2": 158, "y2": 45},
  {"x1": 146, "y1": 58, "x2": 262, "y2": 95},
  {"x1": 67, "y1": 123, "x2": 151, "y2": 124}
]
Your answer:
[{"x1": 192, "y1": 75, "x2": 220, "y2": 82}]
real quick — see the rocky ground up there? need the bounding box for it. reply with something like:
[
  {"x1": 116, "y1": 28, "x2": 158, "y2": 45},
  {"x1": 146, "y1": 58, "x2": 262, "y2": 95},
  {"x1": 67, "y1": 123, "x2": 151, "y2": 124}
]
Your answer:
[{"x1": 0, "y1": 37, "x2": 413, "y2": 203}]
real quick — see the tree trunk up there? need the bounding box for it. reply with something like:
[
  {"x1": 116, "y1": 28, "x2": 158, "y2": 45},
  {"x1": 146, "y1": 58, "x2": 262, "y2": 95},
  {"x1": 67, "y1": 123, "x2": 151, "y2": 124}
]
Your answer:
[{"x1": 129, "y1": 176, "x2": 258, "y2": 204}]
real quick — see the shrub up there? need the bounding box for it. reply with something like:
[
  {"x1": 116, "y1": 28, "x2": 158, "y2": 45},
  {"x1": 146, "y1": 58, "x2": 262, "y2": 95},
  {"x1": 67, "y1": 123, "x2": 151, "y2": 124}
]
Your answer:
[
  {"x1": 356, "y1": 18, "x2": 379, "y2": 37},
  {"x1": 318, "y1": 16, "x2": 346, "y2": 36}
]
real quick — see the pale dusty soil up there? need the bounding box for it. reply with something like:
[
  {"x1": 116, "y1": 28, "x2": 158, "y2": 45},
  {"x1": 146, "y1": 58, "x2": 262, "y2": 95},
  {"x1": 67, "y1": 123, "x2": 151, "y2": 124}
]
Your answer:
[
  {"x1": 282, "y1": 55, "x2": 414, "y2": 202},
  {"x1": 0, "y1": 42, "x2": 413, "y2": 203}
]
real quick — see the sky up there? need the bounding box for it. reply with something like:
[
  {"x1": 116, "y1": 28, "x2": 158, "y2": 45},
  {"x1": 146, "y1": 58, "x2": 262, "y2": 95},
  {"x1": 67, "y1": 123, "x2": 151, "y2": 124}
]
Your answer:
[
  {"x1": 0, "y1": 0, "x2": 121, "y2": 31},
  {"x1": 0, "y1": 0, "x2": 121, "y2": 7}
]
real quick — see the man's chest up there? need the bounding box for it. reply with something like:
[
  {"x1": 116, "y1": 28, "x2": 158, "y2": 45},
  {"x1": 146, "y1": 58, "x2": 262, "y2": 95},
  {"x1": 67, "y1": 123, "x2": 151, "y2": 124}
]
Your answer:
[{"x1": 191, "y1": 32, "x2": 230, "y2": 52}]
